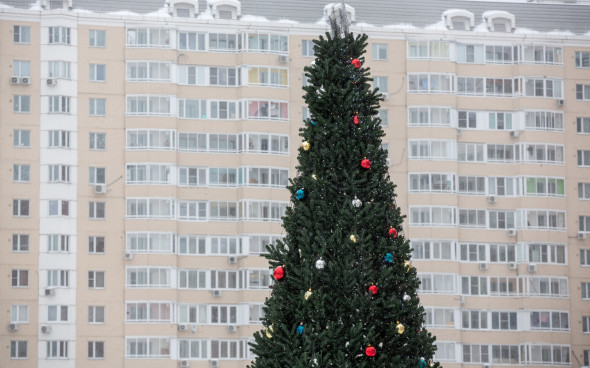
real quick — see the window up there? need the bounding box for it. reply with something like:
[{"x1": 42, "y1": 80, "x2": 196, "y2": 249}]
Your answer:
[
  {"x1": 126, "y1": 28, "x2": 170, "y2": 48},
  {"x1": 246, "y1": 100, "x2": 288, "y2": 120},
  {"x1": 530, "y1": 311, "x2": 569, "y2": 331},
  {"x1": 48, "y1": 305, "x2": 68, "y2": 322},
  {"x1": 583, "y1": 316, "x2": 590, "y2": 333},
  {"x1": 456, "y1": 44, "x2": 484, "y2": 63},
  {"x1": 243, "y1": 167, "x2": 289, "y2": 188},
  {"x1": 485, "y1": 45, "x2": 517, "y2": 64},
  {"x1": 523, "y1": 276, "x2": 568, "y2": 297},
  {"x1": 126, "y1": 198, "x2": 175, "y2": 219},
  {"x1": 209, "y1": 169, "x2": 238, "y2": 187},
  {"x1": 178, "y1": 31, "x2": 206, "y2": 51},
  {"x1": 88, "y1": 341, "x2": 105, "y2": 359},
  {"x1": 576, "y1": 51, "x2": 590, "y2": 68},
  {"x1": 210, "y1": 305, "x2": 238, "y2": 324},
  {"x1": 48, "y1": 130, "x2": 70, "y2": 148},
  {"x1": 489, "y1": 277, "x2": 516, "y2": 296},
  {"x1": 434, "y1": 342, "x2": 456, "y2": 362},
  {"x1": 178, "y1": 236, "x2": 206, "y2": 255},
  {"x1": 13, "y1": 95, "x2": 31, "y2": 113},
  {"x1": 47, "y1": 235, "x2": 69, "y2": 253},
  {"x1": 372, "y1": 43, "x2": 387, "y2": 60},
  {"x1": 523, "y1": 209, "x2": 566, "y2": 230},
  {"x1": 89, "y1": 64, "x2": 106, "y2": 82},
  {"x1": 462, "y1": 310, "x2": 488, "y2": 329},
  {"x1": 126, "y1": 233, "x2": 175, "y2": 253},
  {"x1": 178, "y1": 167, "x2": 206, "y2": 187},
  {"x1": 485, "y1": 78, "x2": 513, "y2": 97},
  {"x1": 456, "y1": 77, "x2": 484, "y2": 96},
  {"x1": 407, "y1": 40, "x2": 450, "y2": 59},
  {"x1": 126, "y1": 129, "x2": 175, "y2": 150},
  {"x1": 48, "y1": 165, "x2": 70, "y2": 182},
  {"x1": 88, "y1": 271, "x2": 105, "y2": 289},
  {"x1": 89, "y1": 30, "x2": 106, "y2": 47},
  {"x1": 179, "y1": 269, "x2": 207, "y2": 289},
  {"x1": 208, "y1": 33, "x2": 237, "y2": 51},
  {"x1": 126, "y1": 267, "x2": 171, "y2": 288},
  {"x1": 242, "y1": 200, "x2": 288, "y2": 222},
  {"x1": 48, "y1": 26, "x2": 70, "y2": 44},
  {"x1": 248, "y1": 269, "x2": 272, "y2": 289},
  {"x1": 13, "y1": 60, "x2": 31, "y2": 77},
  {"x1": 372, "y1": 76, "x2": 388, "y2": 94},
  {"x1": 488, "y1": 112, "x2": 513, "y2": 130},
  {"x1": 489, "y1": 244, "x2": 516, "y2": 263},
  {"x1": 487, "y1": 144, "x2": 515, "y2": 162},
  {"x1": 580, "y1": 183, "x2": 590, "y2": 200},
  {"x1": 376, "y1": 109, "x2": 389, "y2": 127},
  {"x1": 14, "y1": 25, "x2": 31, "y2": 43},
  {"x1": 210, "y1": 66, "x2": 239, "y2": 86},
  {"x1": 491, "y1": 345, "x2": 520, "y2": 365},
  {"x1": 523, "y1": 344, "x2": 570, "y2": 365},
  {"x1": 525, "y1": 111, "x2": 564, "y2": 131},
  {"x1": 89, "y1": 236, "x2": 105, "y2": 254},
  {"x1": 210, "y1": 340, "x2": 249, "y2": 359},
  {"x1": 523, "y1": 78, "x2": 563, "y2": 98},
  {"x1": 48, "y1": 96, "x2": 70, "y2": 113},
  {"x1": 411, "y1": 240, "x2": 454, "y2": 260},
  {"x1": 585, "y1": 282, "x2": 590, "y2": 299},
  {"x1": 12, "y1": 270, "x2": 29, "y2": 287},
  {"x1": 89, "y1": 132, "x2": 106, "y2": 150},
  {"x1": 302, "y1": 40, "x2": 315, "y2": 57},
  {"x1": 579, "y1": 150, "x2": 590, "y2": 166},
  {"x1": 126, "y1": 302, "x2": 172, "y2": 322},
  {"x1": 424, "y1": 307, "x2": 455, "y2": 328},
  {"x1": 48, "y1": 60, "x2": 71, "y2": 79},
  {"x1": 463, "y1": 344, "x2": 489, "y2": 363},
  {"x1": 47, "y1": 340, "x2": 68, "y2": 358},
  {"x1": 462, "y1": 276, "x2": 488, "y2": 295},
  {"x1": 410, "y1": 206, "x2": 455, "y2": 227},
  {"x1": 248, "y1": 66, "x2": 288, "y2": 87},
  {"x1": 521, "y1": 143, "x2": 565, "y2": 164},
  {"x1": 213, "y1": 270, "x2": 242, "y2": 289},
  {"x1": 582, "y1": 249, "x2": 590, "y2": 266},
  {"x1": 409, "y1": 173, "x2": 455, "y2": 193},
  {"x1": 491, "y1": 311, "x2": 517, "y2": 330},
  {"x1": 488, "y1": 211, "x2": 515, "y2": 229},
  {"x1": 89, "y1": 202, "x2": 106, "y2": 220},
  {"x1": 89, "y1": 167, "x2": 105, "y2": 184},
  {"x1": 242, "y1": 133, "x2": 288, "y2": 154},
  {"x1": 417, "y1": 273, "x2": 456, "y2": 294},
  {"x1": 522, "y1": 46, "x2": 563, "y2": 64},
  {"x1": 126, "y1": 164, "x2": 171, "y2": 185},
  {"x1": 89, "y1": 98, "x2": 106, "y2": 116},
  {"x1": 249, "y1": 304, "x2": 266, "y2": 323},
  {"x1": 209, "y1": 201, "x2": 238, "y2": 221},
  {"x1": 11, "y1": 305, "x2": 29, "y2": 323},
  {"x1": 13, "y1": 164, "x2": 30, "y2": 182},
  {"x1": 125, "y1": 337, "x2": 170, "y2": 358},
  {"x1": 525, "y1": 177, "x2": 565, "y2": 197},
  {"x1": 409, "y1": 140, "x2": 455, "y2": 160},
  {"x1": 13, "y1": 129, "x2": 30, "y2": 147},
  {"x1": 488, "y1": 177, "x2": 519, "y2": 196},
  {"x1": 13, "y1": 199, "x2": 30, "y2": 217},
  {"x1": 460, "y1": 243, "x2": 486, "y2": 262},
  {"x1": 12, "y1": 234, "x2": 29, "y2": 252},
  {"x1": 126, "y1": 95, "x2": 171, "y2": 116},
  {"x1": 178, "y1": 98, "x2": 207, "y2": 118},
  {"x1": 47, "y1": 270, "x2": 69, "y2": 287},
  {"x1": 457, "y1": 111, "x2": 477, "y2": 128},
  {"x1": 246, "y1": 33, "x2": 288, "y2": 53},
  {"x1": 126, "y1": 61, "x2": 170, "y2": 82},
  {"x1": 48, "y1": 200, "x2": 69, "y2": 216},
  {"x1": 581, "y1": 216, "x2": 590, "y2": 233},
  {"x1": 457, "y1": 143, "x2": 485, "y2": 162},
  {"x1": 10, "y1": 341, "x2": 27, "y2": 359},
  {"x1": 178, "y1": 339, "x2": 208, "y2": 359},
  {"x1": 248, "y1": 235, "x2": 281, "y2": 254}
]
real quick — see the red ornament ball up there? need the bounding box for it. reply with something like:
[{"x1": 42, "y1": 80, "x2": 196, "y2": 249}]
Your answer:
[
  {"x1": 273, "y1": 266, "x2": 285, "y2": 280},
  {"x1": 365, "y1": 346, "x2": 376, "y2": 357},
  {"x1": 361, "y1": 158, "x2": 371, "y2": 169},
  {"x1": 388, "y1": 227, "x2": 398, "y2": 238},
  {"x1": 368, "y1": 284, "x2": 378, "y2": 295},
  {"x1": 353, "y1": 115, "x2": 360, "y2": 125},
  {"x1": 351, "y1": 58, "x2": 361, "y2": 69}
]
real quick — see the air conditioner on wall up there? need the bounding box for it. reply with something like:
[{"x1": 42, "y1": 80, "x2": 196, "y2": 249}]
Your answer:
[
  {"x1": 212, "y1": 289, "x2": 222, "y2": 297},
  {"x1": 8, "y1": 323, "x2": 18, "y2": 331},
  {"x1": 510, "y1": 130, "x2": 520, "y2": 138},
  {"x1": 179, "y1": 360, "x2": 191, "y2": 367},
  {"x1": 10, "y1": 76, "x2": 20, "y2": 84},
  {"x1": 556, "y1": 98, "x2": 565, "y2": 107},
  {"x1": 528, "y1": 263, "x2": 538, "y2": 273},
  {"x1": 488, "y1": 196, "x2": 496, "y2": 203},
  {"x1": 210, "y1": 360, "x2": 220, "y2": 367},
  {"x1": 508, "y1": 262, "x2": 517, "y2": 270},
  {"x1": 228, "y1": 255, "x2": 238, "y2": 264},
  {"x1": 45, "y1": 288, "x2": 55, "y2": 296},
  {"x1": 227, "y1": 325, "x2": 238, "y2": 332},
  {"x1": 178, "y1": 324, "x2": 188, "y2": 331},
  {"x1": 578, "y1": 232, "x2": 587, "y2": 240},
  {"x1": 125, "y1": 252, "x2": 133, "y2": 260},
  {"x1": 21, "y1": 77, "x2": 30, "y2": 84},
  {"x1": 41, "y1": 325, "x2": 51, "y2": 333},
  {"x1": 479, "y1": 262, "x2": 488, "y2": 270},
  {"x1": 279, "y1": 54, "x2": 289, "y2": 63},
  {"x1": 47, "y1": 78, "x2": 57, "y2": 86},
  {"x1": 94, "y1": 184, "x2": 106, "y2": 194},
  {"x1": 507, "y1": 229, "x2": 516, "y2": 237}
]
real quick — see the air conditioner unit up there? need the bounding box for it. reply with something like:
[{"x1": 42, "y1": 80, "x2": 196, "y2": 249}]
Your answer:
[
  {"x1": 45, "y1": 288, "x2": 55, "y2": 296},
  {"x1": 94, "y1": 184, "x2": 106, "y2": 194},
  {"x1": 488, "y1": 196, "x2": 496, "y2": 203},
  {"x1": 578, "y1": 232, "x2": 587, "y2": 240},
  {"x1": 179, "y1": 360, "x2": 191, "y2": 367},
  {"x1": 125, "y1": 252, "x2": 133, "y2": 260},
  {"x1": 228, "y1": 255, "x2": 238, "y2": 264},
  {"x1": 508, "y1": 262, "x2": 517, "y2": 270},
  {"x1": 8, "y1": 323, "x2": 18, "y2": 331},
  {"x1": 227, "y1": 325, "x2": 238, "y2": 332},
  {"x1": 479, "y1": 262, "x2": 488, "y2": 271},
  {"x1": 456, "y1": 128, "x2": 462, "y2": 136},
  {"x1": 41, "y1": 325, "x2": 51, "y2": 333},
  {"x1": 212, "y1": 289, "x2": 222, "y2": 297},
  {"x1": 11, "y1": 76, "x2": 20, "y2": 84},
  {"x1": 47, "y1": 78, "x2": 57, "y2": 86},
  {"x1": 381, "y1": 92, "x2": 389, "y2": 100},
  {"x1": 210, "y1": 360, "x2": 220, "y2": 367},
  {"x1": 279, "y1": 55, "x2": 289, "y2": 63},
  {"x1": 507, "y1": 229, "x2": 517, "y2": 237},
  {"x1": 191, "y1": 325, "x2": 198, "y2": 332},
  {"x1": 21, "y1": 77, "x2": 30, "y2": 84},
  {"x1": 483, "y1": 364, "x2": 491, "y2": 368},
  {"x1": 178, "y1": 324, "x2": 188, "y2": 331},
  {"x1": 510, "y1": 130, "x2": 520, "y2": 138},
  {"x1": 556, "y1": 99, "x2": 565, "y2": 107},
  {"x1": 528, "y1": 263, "x2": 538, "y2": 273}
]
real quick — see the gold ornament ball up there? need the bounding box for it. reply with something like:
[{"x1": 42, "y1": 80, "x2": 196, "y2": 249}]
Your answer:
[
  {"x1": 304, "y1": 288, "x2": 313, "y2": 300},
  {"x1": 404, "y1": 260, "x2": 411, "y2": 269},
  {"x1": 302, "y1": 141, "x2": 311, "y2": 151},
  {"x1": 429, "y1": 360, "x2": 434, "y2": 367},
  {"x1": 312, "y1": 174, "x2": 317, "y2": 180},
  {"x1": 396, "y1": 321, "x2": 405, "y2": 334},
  {"x1": 350, "y1": 234, "x2": 357, "y2": 243}
]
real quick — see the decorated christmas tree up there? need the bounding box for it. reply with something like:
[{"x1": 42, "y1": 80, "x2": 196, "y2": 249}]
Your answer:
[{"x1": 249, "y1": 19, "x2": 440, "y2": 368}]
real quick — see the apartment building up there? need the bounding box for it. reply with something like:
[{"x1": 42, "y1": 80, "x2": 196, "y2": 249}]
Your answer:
[{"x1": 1, "y1": 0, "x2": 589, "y2": 367}]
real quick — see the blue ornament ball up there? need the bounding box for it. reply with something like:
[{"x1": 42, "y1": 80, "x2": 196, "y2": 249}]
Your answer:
[
  {"x1": 419, "y1": 357, "x2": 426, "y2": 368},
  {"x1": 297, "y1": 325, "x2": 304, "y2": 335},
  {"x1": 384, "y1": 253, "x2": 393, "y2": 263},
  {"x1": 296, "y1": 189, "x2": 305, "y2": 200}
]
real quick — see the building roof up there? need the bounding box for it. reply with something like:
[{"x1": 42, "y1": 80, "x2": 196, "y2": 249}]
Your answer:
[{"x1": 2, "y1": 0, "x2": 590, "y2": 35}]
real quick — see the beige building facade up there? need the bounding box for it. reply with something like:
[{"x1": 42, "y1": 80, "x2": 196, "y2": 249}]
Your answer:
[{"x1": 1, "y1": 0, "x2": 589, "y2": 367}]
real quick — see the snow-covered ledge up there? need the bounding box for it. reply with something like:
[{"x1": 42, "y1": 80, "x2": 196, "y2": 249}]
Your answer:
[
  {"x1": 483, "y1": 10, "x2": 516, "y2": 32},
  {"x1": 442, "y1": 9, "x2": 474, "y2": 30},
  {"x1": 208, "y1": 0, "x2": 241, "y2": 20}
]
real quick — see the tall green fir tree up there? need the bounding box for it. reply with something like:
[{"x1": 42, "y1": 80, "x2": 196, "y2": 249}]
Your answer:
[{"x1": 249, "y1": 21, "x2": 441, "y2": 368}]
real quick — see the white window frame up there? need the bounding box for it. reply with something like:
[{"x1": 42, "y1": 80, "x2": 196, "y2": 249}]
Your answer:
[
  {"x1": 11, "y1": 305, "x2": 29, "y2": 323},
  {"x1": 12, "y1": 234, "x2": 30, "y2": 252},
  {"x1": 13, "y1": 164, "x2": 30, "y2": 182},
  {"x1": 89, "y1": 29, "x2": 106, "y2": 47},
  {"x1": 14, "y1": 25, "x2": 31, "y2": 44},
  {"x1": 13, "y1": 95, "x2": 31, "y2": 113},
  {"x1": 89, "y1": 98, "x2": 106, "y2": 116},
  {"x1": 88, "y1": 236, "x2": 105, "y2": 254}
]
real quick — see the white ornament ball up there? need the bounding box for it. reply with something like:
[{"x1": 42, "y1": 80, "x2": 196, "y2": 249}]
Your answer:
[
  {"x1": 315, "y1": 258, "x2": 325, "y2": 269},
  {"x1": 352, "y1": 196, "x2": 362, "y2": 208},
  {"x1": 403, "y1": 294, "x2": 411, "y2": 301}
]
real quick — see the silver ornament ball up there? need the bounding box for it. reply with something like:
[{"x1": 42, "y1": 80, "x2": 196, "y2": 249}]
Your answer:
[
  {"x1": 315, "y1": 258, "x2": 325, "y2": 269},
  {"x1": 403, "y1": 294, "x2": 411, "y2": 301},
  {"x1": 352, "y1": 196, "x2": 362, "y2": 208}
]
